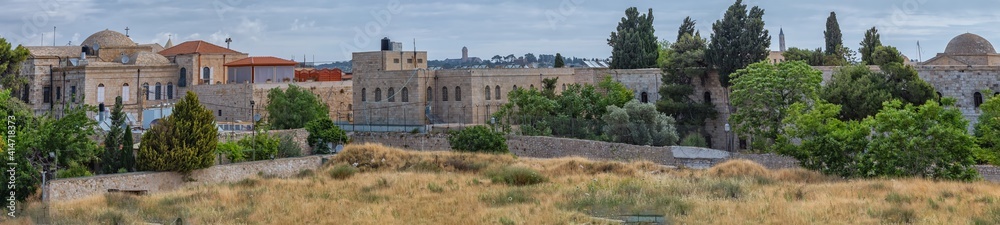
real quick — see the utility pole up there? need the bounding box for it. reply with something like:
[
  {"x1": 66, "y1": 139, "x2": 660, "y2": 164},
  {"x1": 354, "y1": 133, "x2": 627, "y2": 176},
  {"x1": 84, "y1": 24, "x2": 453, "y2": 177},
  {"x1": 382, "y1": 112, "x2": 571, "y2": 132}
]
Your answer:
[{"x1": 137, "y1": 69, "x2": 143, "y2": 129}]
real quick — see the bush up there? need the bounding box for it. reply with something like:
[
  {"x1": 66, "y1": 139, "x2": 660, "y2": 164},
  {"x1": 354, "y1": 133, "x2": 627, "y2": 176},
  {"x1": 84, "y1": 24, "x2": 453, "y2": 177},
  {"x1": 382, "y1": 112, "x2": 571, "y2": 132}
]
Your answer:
[
  {"x1": 277, "y1": 134, "x2": 303, "y2": 158},
  {"x1": 306, "y1": 118, "x2": 348, "y2": 154},
  {"x1": 237, "y1": 133, "x2": 280, "y2": 161},
  {"x1": 480, "y1": 188, "x2": 535, "y2": 206},
  {"x1": 138, "y1": 91, "x2": 218, "y2": 173},
  {"x1": 602, "y1": 100, "x2": 679, "y2": 146},
  {"x1": 707, "y1": 159, "x2": 769, "y2": 179},
  {"x1": 976, "y1": 92, "x2": 1000, "y2": 165},
  {"x1": 266, "y1": 84, "x2": 330, "y2": 129},
  {"x1": 216, "y1": 141, "x2": 244, "y2": 162},
  {"x1": 679, "y1": 133, "x2": 708, "y2": 147},
  {"x1": 328, "y1": 163, "x2": 358, "y2": 180},
  {"x1": 448, "y1": 126, "x2": 508, "y2": 154},
  {"x1": 486, "y1": 166, "x2": 547, "y2": 186}
]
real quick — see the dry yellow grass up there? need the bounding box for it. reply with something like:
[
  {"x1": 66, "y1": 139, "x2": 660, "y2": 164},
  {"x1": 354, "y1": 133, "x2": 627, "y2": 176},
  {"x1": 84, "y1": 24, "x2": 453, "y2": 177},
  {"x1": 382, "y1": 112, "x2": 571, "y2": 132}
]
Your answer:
[{"x1": 8, "y1": 144, "x2": 1000, "y2": 224}]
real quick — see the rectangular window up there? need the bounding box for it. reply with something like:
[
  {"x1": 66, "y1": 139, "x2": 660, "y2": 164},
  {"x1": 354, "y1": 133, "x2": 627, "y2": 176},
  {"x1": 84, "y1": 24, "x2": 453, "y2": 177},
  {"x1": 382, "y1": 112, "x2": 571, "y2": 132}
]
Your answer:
[
  {"x1": 55, "y1": 86, "x2": 61, "y2": 100},
  {"x1": 393, "y1": 58, "x2": 400, "y2": 63},
  {"x1": 417, "y1": 59, "x2": 424, "y2": 63},
  {"x1": 122, "y1": 85, "x2": 130, "y2": 102},
  {"x1": 43, "y1": 86, "x2": 51, "y2": 103},
  {"x1": 218, "y1": 110, "x2": 222, "y2": 117},
  {"x1": 407, "y1": 58, "x2": 413, "y2": 63},
  {"x1": 70, "y1": 86, "x2": 77, "y2": 103}
]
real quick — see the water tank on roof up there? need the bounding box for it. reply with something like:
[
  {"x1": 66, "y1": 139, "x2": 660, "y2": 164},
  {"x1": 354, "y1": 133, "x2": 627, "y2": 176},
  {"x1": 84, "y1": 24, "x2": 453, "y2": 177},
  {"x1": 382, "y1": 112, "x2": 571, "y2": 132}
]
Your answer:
[{"x1": 381, "y1": 37, "x2": 391, "y2": 51}]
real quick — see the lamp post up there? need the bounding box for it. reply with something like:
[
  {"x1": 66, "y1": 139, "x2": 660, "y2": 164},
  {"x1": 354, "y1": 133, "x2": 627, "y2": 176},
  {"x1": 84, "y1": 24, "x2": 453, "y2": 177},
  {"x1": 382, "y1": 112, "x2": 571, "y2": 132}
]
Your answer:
[
  {"x1": 250, "y1": 100, "x2": 256, "y2": 160},
  {"x1": 724, "y1": 123, "x2": 731, "y2": 152}
]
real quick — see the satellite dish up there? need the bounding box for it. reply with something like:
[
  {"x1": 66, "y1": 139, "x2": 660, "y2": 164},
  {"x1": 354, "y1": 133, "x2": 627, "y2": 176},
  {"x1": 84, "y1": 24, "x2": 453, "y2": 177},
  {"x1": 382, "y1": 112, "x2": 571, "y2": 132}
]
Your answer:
[
  {"x1": 121, "y1": 54, "x2": 130, "y2": 64},
  {"x1": 92, "y1": 44, "x2": 100, "y2": 51}
]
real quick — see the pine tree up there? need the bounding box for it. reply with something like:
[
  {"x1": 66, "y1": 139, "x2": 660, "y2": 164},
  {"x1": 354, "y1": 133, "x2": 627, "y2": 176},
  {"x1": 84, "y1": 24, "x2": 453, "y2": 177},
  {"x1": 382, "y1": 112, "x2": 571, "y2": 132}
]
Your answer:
[
  {"x1": 608, "y1": 7, "x2": 658, "y2": 69},
  {"x1": 824, "y1": 12, "x2": 843, "y2": 55},
  {"x1": 102, "y1": 96, "x2": 135, "y2": 173},
  {"x1": 554, "y1": 53, "x2": 565, "y2": 68},
  {"x1": 658, "y1": 31, "x2": 718, "y2": 139},
  {"x1": 707, "y1": 0, "x2": 771, "y2": 87},
  {"x1": 138, "y1": 91, "x2": 218, "y2": 174},
  {"x1": 859, "y1": 27, "x2": 882, "y2": 65},
  {"x1": 677, "y1": 17, "x2": 697, "y2": 42}
]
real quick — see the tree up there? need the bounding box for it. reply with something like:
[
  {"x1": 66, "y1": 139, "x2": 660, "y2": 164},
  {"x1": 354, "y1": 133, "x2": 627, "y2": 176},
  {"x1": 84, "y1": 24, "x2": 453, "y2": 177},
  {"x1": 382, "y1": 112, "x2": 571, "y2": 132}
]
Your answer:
[
  {"x1": 608, "y1": 7, "x2": 658, "y2": 69},
  {"x1": 101, "y1": 96, "x2": 135, "y2": 174},
  {"x1": 871, "y1": 45, "x2": 905, "y2": 66},
  {"x1": 603, "y1": 100, "x2": 679, "y2": 146},
  {"x1": 138, "y1": 91, "x2": 218, "y2": 174},
  {"x1": 820, "y1": 65, "x2": 893, "y2": 121},
  {"x1": 554, "y1": 53, "x2": 565, "y2": 68},
  {"x1": 524, "y1": 53, "x2": 537, "y2": 63},
  {"x1": 856, "y1": 100, "x2": 979, "y2": 180},
  {"x1": 975, "y1": 93, "x2": 1000, "y2": 165},
  {"x1": 707, "y1": 0, "x2": 771, "y2": 87},
  {"x1": 730, "y1": 61, "x2": 822, "y2": 151},
  {"x1": 824, "y1": 12, "x2": 843, "y2": 55},
  {"x1": 448, "y1": 126, "x2": 508, "y2": 154},
  {"x1": 0, "y1": 90, "x2": 38, "y2": 202},
  {"x1": 541, "y1": 77, "x2": 558, "y2": 99},
  {"x1": 306, "y1": 118, "x2": 348, "y2": 154},
  {"x1": 779, "y1": 102, "x2": 869, "y2": 177},
  {"x1": 656, "y1": 40, "x2": 673, "y2": 68},
  {"x1": 859, "y1": 26, "x2": 882, "y2": 65},
  {"x1": 0, "y1": 37, "x2": 30, "y2": 91},
  {"x1": 879, "y1": 61, "x2": 935, "y2": 106},
  {"x1": 677, "y1": 16, "x2": 697, "y2": 42},
  {"x1": 658, "y1": 31, "x2": 717, "y2": 137},
  {"x1": 266, "y1": 84, "x2": 329, "y2": 129},
  {"x1": 492, "y1": 55, "x2": 503, "y2": 64},
  {"x1": 782, "y1": 47, "x2": 825, "y2": 66},
  {"x1": 236, "y1": 133, "x2": 279, "y2": 161}
]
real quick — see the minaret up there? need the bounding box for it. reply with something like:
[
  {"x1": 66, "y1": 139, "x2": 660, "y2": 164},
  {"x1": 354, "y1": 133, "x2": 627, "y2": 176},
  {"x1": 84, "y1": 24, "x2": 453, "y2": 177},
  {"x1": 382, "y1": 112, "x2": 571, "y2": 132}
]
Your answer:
[
  {"x1": 779, "y1": 28, "x2": 786, "y2": 52},
  {"x1": 462, "y1": 46, "x2": 469, "y2": 62}
]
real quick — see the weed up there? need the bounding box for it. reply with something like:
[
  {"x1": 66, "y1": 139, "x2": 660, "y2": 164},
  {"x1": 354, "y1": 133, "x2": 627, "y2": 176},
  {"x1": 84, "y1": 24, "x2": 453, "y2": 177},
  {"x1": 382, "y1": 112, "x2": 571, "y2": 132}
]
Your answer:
[
  {"x1": 295, "y1": 169, "x2": 316, "y2": 178},
  {"x1": 232, "y1": 178, "x2": 259, "y2": 188},
  {"x1": 871, "y1": 206, "x2": 916, "y2": 224},
  {"x1": 709, "y1": 180, "x2": 743, "y2": 199},
  {"x1": 486, "y1": 166, "x2": 547, "y2": 186},
  {"x1": 499, "y1": 216, "x2": 516, "y2": 225},
  {"x1": 480, "y1": 188, "x2": 535, "y2": 207},
  {"x1": 427, "y1": 183, "x2": 445, "y2": 193},
  {"x1": 885, "y1": 192, "x2": 912, "y2": 204},
  {"x1": 973, "y1": 207, "x2": 1000, "y2": 225},
  {"x1": 329, "y1": 163, "x2": 358, "y2": 180}
]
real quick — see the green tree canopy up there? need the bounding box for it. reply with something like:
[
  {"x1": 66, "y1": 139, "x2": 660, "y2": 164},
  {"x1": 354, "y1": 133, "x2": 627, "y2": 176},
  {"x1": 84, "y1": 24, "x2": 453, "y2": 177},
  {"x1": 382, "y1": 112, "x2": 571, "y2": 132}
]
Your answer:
[
  {"x1": 266, "y1": 84, "x2": 330, "y2": 129},
  {"x1": 824, "y1": 12, "x2": 843, "y2": 55},
  {"x1": 730, "y1": 61, "x2": 822, "y2": 152},
  {"x1": 603, "y1": 100, "x2": 679, "y2": 146},
  {"x1": 657, "y1": 31, "x2": 718, "y2": 137},
  {"x1": 677, "y1": 16, "x2": 697, "y2": 42},
  {"x1": 138, "y1": 91, "x2": 218, "y2": 174},
  {"x1": 102, "y1": 96, "x2": 136, "y2": 174},
  {"x1": 448, "y1": 126, "x2": 508, "y2": 154},
  {"x1": 306, "y1": 118, "x2": 348, "y2": 154},
  {"x1": 0, "y1": 37, "x2": 30, "y2": 90},
  {"x1": 782, "y1": 47, "x2": 825, "y2": 66},
  {"x1": 821, "y1": 65, "x2": 893, "y2": 121},
  {"x1": 871, "y1": 45, "x2": 905, "y2": 66},
  {"x1": 554, "y1": 53, "x2": 565, "y2": 68},
  {"x1": 707, "y1": 0, "x2": 771, "y2": 86},
  {"x1": 608, "y1": 7, "x2": 658, "y2": 69},
  {"x1": 859, "y1": 26, "x2": 883, "y2": 65},
  {"x1": 975, "y1": 93, "x2": 1000, "y2": 165}
]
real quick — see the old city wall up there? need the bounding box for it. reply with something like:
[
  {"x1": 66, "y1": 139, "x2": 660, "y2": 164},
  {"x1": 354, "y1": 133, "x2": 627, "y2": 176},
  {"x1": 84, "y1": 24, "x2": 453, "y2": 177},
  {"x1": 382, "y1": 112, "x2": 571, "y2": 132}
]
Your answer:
[
  {"x1": 45, "y1": 155, "x2": 326, "y2": 202},
  {"x1": 252, "y1": 81, "x2": 354, "y2": 122}
]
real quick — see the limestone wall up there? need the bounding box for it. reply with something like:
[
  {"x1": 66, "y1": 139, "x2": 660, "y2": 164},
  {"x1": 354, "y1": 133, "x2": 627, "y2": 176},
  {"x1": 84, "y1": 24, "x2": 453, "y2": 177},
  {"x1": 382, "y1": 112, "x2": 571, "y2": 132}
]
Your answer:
[{"x1": 45, "y1": 155, "x2": 324, "y2": 202}]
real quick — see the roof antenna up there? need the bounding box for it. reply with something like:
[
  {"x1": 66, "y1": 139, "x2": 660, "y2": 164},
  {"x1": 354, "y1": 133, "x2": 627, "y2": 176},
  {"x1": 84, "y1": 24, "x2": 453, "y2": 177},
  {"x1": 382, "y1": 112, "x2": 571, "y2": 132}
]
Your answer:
[
  {"x1": 125, "y1": 27, "x2": 130, "y2": 37},
  {"x1": 225, "y1": 37, "x2": 233, "y2": 49}
]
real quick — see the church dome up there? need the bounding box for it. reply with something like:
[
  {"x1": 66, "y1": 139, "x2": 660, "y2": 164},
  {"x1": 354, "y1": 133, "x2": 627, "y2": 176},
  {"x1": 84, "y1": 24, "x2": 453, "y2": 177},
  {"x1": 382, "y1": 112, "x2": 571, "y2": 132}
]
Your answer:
[
  {"x1": 944, "y1": 33, "x2": 996, "y2": 55},
  {"x1": 81, "y1": 29, "x2": 136, "y2": 49}
]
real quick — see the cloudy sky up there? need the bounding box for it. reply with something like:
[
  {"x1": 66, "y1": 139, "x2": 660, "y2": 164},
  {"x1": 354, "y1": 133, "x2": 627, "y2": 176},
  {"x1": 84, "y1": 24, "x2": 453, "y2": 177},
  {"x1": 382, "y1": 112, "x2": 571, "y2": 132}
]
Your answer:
[{"x1": 2, "y1": 0, "x2": 999, "y2": 62}]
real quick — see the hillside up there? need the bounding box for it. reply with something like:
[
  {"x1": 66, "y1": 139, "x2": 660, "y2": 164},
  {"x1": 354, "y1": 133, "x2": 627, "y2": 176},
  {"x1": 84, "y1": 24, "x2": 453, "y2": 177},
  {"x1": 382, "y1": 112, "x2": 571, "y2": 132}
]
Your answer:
[{"x1": 10, "y1": 144, "x2": 1000, "y2": 224}]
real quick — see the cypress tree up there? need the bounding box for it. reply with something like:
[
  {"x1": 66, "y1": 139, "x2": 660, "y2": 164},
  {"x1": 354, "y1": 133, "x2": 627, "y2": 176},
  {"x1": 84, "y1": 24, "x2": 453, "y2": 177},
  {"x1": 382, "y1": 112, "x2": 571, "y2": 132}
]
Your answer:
[
  {"x1": 137, "y1": 91, "x2": 218, "y2": 174},
  {"x1": 859, "y1": 26, "x2": 882, "y2": 65},
  {"x1": 102, "y1": 96, "x2": 135, "y2": 173},
  {"x1": 824, "y1": 12, "x2": 843, "y2": 55},
  {"x1": 608, "y1": 7, "x2": 658, "y2": 69},
  {"x1": 554, "y1": 53, "x2": 565, "y2": 68},
  {"x1": 707, "y1": 0, "x2": 771, "y2": 87}
]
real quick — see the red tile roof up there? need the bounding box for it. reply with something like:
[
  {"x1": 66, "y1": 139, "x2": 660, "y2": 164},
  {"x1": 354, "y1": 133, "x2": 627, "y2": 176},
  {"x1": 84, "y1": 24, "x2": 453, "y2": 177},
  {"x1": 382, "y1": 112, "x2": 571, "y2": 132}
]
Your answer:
[
  {"x1": 295, "y1": 68, "x2": 344, "y2": 82},
  {"x1": 225, "y1": 56, "x2": 298, "y2": 67},
  {"x1": 158, "y1": 40, "x2": 244, "y2": 56}
]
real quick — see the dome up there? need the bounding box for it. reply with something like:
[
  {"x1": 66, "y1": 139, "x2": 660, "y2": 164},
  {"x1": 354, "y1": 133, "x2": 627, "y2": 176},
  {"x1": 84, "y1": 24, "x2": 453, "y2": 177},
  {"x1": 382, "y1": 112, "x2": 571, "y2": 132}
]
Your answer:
[
  {"x1": 944, "y1": 33, "x2": 996, "y2": 55},
  {"x1": 81, "y1": 29, "x2": 136, "y2": 49}
]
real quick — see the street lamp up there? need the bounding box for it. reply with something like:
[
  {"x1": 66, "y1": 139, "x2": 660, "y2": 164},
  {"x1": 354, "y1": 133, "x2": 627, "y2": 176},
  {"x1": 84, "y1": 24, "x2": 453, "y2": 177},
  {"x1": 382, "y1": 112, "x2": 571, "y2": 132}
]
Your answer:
[
  {"x1": 724, "y1": 123, "x2": 731, "y2": 152},
  {"x1": 250, "y1": 100, "x2": 256, "y2": 160}
]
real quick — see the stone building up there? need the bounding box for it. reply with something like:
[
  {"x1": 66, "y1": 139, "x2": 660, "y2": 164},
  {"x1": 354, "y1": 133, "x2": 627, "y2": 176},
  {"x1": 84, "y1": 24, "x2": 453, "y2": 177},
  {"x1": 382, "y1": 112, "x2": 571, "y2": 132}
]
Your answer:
[
  {"x1": 918, "y1": 33, "x2": 1000, "y2": 129},
  {"x1": 158, "y1": 40, "x2": 248, "y2": 86}
]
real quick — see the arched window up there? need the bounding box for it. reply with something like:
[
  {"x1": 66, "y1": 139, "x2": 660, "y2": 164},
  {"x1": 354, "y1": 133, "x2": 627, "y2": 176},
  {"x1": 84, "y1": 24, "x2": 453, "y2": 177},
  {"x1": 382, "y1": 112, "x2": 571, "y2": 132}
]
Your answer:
[
  {"x1": 455, "y1": 86, "x2": 462, "y2": 101},
  {"x1": 388, "y1": 87, "x2": 395, "y2": 102},
  {"x1": 495, "y1": 85, "x2": 501, "y2": 100},
  {"x1": 704, "y1": 91, "x2": 712, "y2": 104},
  {"x1": 121, "y1": 83, "x2": 130, "y2": 102},
  {"x1": 401, "y1": 87, "x2": 409, "y2": 102},
  {"x1": 562, "y1": 84, "x2": 566, "y2": 91},
  {"x1": 375, "y1": 88, "x2": 382, "y2": 102},
  {"x1": 167, "y1": 83, "x2": 174, "y2": 99},
  {"x1": 178, "y1": 68, "x2": 187, "y2": 87},
  {"x1": 975, "y1": 92, "x2": 984, "y2": 108},
  {"x1": 202, "y1": 67, "x2": 212, "y2": 84},
  {"x1": 361, "y1": 88, "x2": 367, "y2": 102},
  {"x1": 143, "y1": 83, "x2": 150, "y2": 100},
  {"x1": 442, "y1": 87, "x2": 449, "y2": 101},
  {"x1": 97, "y1": 84, "x2": 106, "y2": 103},
  {"x1": 426, "y1": 87, "x2": 433, "y2": 101},
  {"x1": 485, "y1": 86, "x2": 491, "y2": 100},
  {"x1": 530, "y1": 84, "x2": 534, "y2": 90},
  {"x1": 155, "y1": 82, "x2": 162, "y2": 100},
  {"x1": 640, "y1": 92, "x2": 649, "y2": 103},
  {"x1": 513, "y1": 85, "x2": 517, "y2": 90}
]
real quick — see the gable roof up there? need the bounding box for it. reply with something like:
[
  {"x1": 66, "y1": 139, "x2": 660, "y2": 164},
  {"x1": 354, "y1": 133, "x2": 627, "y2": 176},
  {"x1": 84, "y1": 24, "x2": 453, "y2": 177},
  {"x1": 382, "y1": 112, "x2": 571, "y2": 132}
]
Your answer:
[
  {"x1": 224, "y1": 56, "x2": 298, "y2": 67},
  {"x1": 158, "y1": 40, "x2": 244, "y2": 56}
]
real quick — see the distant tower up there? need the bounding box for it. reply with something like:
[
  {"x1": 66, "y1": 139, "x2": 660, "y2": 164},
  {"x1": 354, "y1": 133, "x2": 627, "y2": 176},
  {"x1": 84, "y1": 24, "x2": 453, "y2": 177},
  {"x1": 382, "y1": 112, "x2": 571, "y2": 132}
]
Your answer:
[
  {"x1": 462, "y1": 46, "x2": 469, "y2": 62},
  {"x1": 164, "y1": 35, "x2": 173, "y2": 48},
  {"x1": 779, "y1": 28, "x2": 786, "y2": 52}
]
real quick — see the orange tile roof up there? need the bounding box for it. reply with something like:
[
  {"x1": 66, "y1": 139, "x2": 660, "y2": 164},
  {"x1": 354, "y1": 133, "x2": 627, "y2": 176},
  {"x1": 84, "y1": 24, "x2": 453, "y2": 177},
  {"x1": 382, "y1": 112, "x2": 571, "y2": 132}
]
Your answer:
[
  {"x1": 225, "y1": 56, "x2": 298, "y2": 67},
  {"x1": 294, "y1": 68, "x2": 344, "y2": 82},
  {"x1": 158, "y1": 40, "x2": 244, "y2": 56}
]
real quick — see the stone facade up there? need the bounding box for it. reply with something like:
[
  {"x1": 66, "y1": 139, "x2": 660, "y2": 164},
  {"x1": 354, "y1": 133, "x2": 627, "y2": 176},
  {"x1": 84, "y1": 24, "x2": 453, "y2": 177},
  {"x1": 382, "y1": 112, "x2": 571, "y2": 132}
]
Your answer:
[{"x1": 193, "y1": 81, "x2": 353, "y2": 123}]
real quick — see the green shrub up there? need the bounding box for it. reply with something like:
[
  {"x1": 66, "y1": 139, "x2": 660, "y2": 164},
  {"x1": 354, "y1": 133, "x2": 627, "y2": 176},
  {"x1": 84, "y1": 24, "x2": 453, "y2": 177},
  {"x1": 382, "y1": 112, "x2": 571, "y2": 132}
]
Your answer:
[
  {"x1": 486, "y1": 166, "x2": 547, "y2": 186},
  {"x1": 57, "y1": 165, "x2": 94, "y2": 178},
  {"x1": 277, "y1": 134, "x2": 303, "y2": 158},
  {"x1": 448, "y1": 126, "x2": 508, "y2": 154},
  {"x1": 679, "y1": 133, "x2": 708, "y2": 147},
  {"x1": 237, "y1": 133, "x2": 280, "y2": 161},
  {"x1": 216, "y1": 141, "x2": 245, "y2": 162},
  {"x1": 138, "y1": 91, "x2": 218, "y2": 173},
  {"x1": 709, "y1": 180, "x2": 743, "y2": 199},
  {"x1": 329, "y1": 163, "x2": 358, "y2": 180},
  {"x1": 427, "y1": 183, "x2": 444, "y2": 193},
  {"x1": 306, "y1": 118, "x2": 348, "y2": 154}
]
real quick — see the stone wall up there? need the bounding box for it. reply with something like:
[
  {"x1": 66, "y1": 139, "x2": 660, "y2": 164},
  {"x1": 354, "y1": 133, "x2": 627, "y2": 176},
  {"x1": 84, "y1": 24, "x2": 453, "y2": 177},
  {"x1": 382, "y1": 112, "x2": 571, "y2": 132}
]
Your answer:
[
  {"x1": 45, "y1": 155, "x2": 325, "y2": 202},
  {"x1": 218, "y1": 129, "x2": 312, "y2": 155}
]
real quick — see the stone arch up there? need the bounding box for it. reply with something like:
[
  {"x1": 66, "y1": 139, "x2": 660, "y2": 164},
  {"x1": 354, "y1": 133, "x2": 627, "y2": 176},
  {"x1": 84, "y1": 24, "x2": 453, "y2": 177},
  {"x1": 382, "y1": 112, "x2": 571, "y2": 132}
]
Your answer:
[
  {"x1": 375, "y1": 88, "x2": 382, "y2": 102},
  {"x1": 455, "y1": 86, "x2": 462, "y2": 101},
  {"x1": 442, "y1": 87, "x2": 449, "y2": 101},
  {"x1": 640, "y1": 92, "x2": 649, "y2": 103},
  {"x1": 361, "y1": 88, "x2": 367, "y2": 102},
  {"x1": 426, "y1": 87, "x2": 433, "y2": 101},
  {"x1": 485, "y1": 86, "x2": 491, "y2": 100},
  {"x1": 121, "y1": 83, "x2": 130, "y2": 102},
  {"x1": 155, "y1": 82, "x2": 162, "y2": 100},
  {"x1": 178, "y1": 68, "x2": 187, "y2": 87},
  {"x1": 401, "y1": 87, "x2": 409, "y2": 102},
  {"x1": 495, "y1": 85, "x2": 501, "y2": 100},
  {"x1": 975, "y1": 92, "x2": 984, "y2": 108},
  {"x1": 704, "y1": 91, "x2": 712, "y2": 104},
  {"x1": 97, "y1": 84, "x2": 105, "y2": 103},
  {"x1": 167, "y1": 82, "x2": 174, "y2": 99},
  {"x1": 388, "y1": 87, "x2": 395, "y2": 102}
]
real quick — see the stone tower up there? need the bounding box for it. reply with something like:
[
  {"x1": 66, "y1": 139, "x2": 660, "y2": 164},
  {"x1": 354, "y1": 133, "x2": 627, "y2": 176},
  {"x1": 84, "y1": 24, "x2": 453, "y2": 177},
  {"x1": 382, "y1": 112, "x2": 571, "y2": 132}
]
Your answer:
[
  {"x1": 779, "y1": 28, "x2": 786, "y2": 52},
  {"x1": 462, "y1": 46, "x2": 469, "y2": 62}
]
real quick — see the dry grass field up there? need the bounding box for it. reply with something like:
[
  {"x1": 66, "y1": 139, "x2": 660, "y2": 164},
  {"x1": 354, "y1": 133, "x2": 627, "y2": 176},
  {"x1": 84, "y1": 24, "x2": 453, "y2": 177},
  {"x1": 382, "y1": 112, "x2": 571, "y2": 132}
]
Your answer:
[{"x1": 8, "y1": 143, "x2": 1000, "y2": 224}]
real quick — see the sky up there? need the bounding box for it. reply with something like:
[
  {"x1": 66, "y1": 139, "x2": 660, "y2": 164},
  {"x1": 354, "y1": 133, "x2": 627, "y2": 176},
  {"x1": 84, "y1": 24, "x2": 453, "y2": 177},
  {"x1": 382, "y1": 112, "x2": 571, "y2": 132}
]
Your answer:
[{"x1": 2, "y1": 0, "x2": 1000, "y2": 63}]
